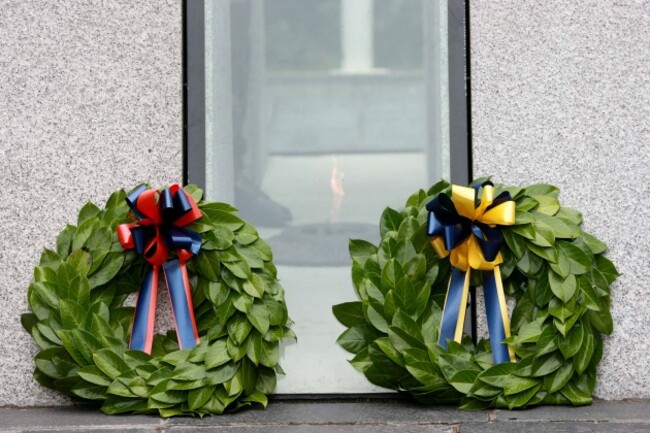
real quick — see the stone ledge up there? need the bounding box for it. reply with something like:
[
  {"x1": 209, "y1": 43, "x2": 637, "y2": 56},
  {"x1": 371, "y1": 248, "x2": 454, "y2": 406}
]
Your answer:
[{"x1": 0, "y1": 400, "x2": 648, "y2": 433}]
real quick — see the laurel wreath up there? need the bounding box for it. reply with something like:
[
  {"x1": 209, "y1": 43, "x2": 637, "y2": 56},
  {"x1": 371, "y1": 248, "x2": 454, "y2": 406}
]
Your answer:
[
  {"x1": 22, "y1": 185, "x2": 293, "y2": 417},
  {"x1": 333, "y1": 180, "x2": 617, "y2": 409}
]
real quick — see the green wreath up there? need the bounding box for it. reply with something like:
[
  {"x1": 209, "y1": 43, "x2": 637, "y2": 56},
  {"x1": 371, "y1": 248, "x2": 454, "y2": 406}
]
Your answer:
[
  {"x1": 21, "y1": 184, "x2": 293, "y2": 417},
  {"x1": 333, "y1": 179, "x2": 617, "y2": 409}
]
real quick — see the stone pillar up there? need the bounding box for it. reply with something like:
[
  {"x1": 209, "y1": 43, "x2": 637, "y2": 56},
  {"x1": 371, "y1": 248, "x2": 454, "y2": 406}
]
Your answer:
[{"x1": 340, "y1": 0, "x2": 375, "y2": 73}]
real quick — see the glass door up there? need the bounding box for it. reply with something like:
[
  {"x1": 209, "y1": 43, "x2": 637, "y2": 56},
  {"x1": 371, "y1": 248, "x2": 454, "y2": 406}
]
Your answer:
[{"x1": 186, "y1": 0, "x2": 469, "y2": 393}]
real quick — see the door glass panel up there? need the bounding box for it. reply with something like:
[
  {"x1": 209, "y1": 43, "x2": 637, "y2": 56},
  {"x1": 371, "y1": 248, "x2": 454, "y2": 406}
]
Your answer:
[{"x1": 203, "y1": 0, "x2": 451, "y2": 393}]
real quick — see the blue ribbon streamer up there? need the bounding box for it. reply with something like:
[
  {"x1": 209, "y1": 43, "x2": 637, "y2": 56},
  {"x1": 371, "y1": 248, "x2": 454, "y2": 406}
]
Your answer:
[
  {"x1": 121, "y1": 185, "x2": 202, "y2": 353},
  {"x1": 428, "y1": 182, "x2": 514, "y2": 364}
]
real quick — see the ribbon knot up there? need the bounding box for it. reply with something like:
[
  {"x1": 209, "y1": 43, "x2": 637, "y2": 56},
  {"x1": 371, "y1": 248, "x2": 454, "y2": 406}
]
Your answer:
[
  {"x1": 116, "y1": 184, "x2": 203, "y2": 354},
  {"x1": 427, "y1": 182, "x2": 516, "y2": 363}
]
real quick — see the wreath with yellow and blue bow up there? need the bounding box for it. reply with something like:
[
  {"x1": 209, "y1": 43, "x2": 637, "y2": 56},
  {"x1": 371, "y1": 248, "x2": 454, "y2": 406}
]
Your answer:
[
  {"x1": 22, "y1": 184, "x2": 293, "y2": 417},
  {"x1": 333, "y1": 179, "x2": 617, "y2": 409}
]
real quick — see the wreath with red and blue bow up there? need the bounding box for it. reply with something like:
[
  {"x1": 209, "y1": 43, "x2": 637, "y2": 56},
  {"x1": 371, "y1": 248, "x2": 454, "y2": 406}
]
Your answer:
[{"x1": 22, "y1": 184, "x2": 294, "y2": 416}]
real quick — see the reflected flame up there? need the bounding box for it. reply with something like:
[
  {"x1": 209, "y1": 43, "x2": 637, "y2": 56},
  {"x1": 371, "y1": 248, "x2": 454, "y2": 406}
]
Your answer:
[{"x1": 330, "y1": 157, "x2": 345, "y2": 224}]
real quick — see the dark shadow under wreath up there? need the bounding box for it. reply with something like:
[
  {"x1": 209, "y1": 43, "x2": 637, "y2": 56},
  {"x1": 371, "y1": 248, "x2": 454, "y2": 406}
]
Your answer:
[
  {"x1": 22, "y1": 184, "x2": 293, "y2": 417},
  {"x1": 333, "y1": 179, "x2": 617, "y2": 409}
]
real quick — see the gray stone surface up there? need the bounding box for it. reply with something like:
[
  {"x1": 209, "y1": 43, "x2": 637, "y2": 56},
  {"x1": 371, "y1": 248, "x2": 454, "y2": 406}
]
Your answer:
[
  {"x1": 470, "y1": 0, "x2": 650, "y2": 399},
  {"x1": 1, "y1": 401, "x2": 650, "y2": 432},
  {"x1": 0, "y1": 0, "x2": 182, "y2": 406}
]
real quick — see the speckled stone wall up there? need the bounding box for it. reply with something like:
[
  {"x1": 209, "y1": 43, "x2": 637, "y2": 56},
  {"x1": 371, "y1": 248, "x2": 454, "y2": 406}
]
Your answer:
[
  {"x1": 0, "y1": 0, "x2": 647, "y2": 407},
  {"x1": 470, "y1": 0, "x2": 650, "y2": 399},
  {"x1": 0, "y1": 0, "x2": 183, "y2": 405}
]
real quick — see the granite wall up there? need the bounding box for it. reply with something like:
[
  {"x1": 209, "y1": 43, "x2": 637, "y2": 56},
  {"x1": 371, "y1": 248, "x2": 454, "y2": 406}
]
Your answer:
[
  {"x1": 0, "y1": 0, "x2": 647, "y2": 406},
  {"x1": 0, "y1": 0, "x2": 183, "y2": 405},
  {"x1": 470, "y1": 0, "x2": 649, "y2": 399}
]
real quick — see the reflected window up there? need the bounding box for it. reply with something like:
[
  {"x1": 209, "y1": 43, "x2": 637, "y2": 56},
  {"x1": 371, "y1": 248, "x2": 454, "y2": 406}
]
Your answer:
[{"x1": 187, "y1": 0, "x2": 468, "y2": 394}]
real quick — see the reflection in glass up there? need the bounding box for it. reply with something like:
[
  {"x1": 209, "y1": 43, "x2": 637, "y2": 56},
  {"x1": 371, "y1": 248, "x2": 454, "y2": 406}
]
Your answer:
[{"x1": 205, "y1": 0, "x2": 449, "y2": 393}]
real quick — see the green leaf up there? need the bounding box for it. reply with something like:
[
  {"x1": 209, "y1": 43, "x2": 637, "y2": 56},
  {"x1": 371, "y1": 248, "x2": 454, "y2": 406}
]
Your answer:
[
  {"x1": 72, "y1": 383, "x2": 108, "y2": 400},
  {"x1": 56, "y1": 225, "x2": 76, "y2": 258},
  {"x1": 578, "y1": 277, "x2": 604, "y2": 312},
  {"x1": 188, "y1": 386, "x2": 214, "y2": 410},
  {"x1": 448, "y1": 369, "x2": 479, "y2": 394},
  {"x1": 560, "y1": 382, "x2": 592, "y2": 406},
  {"x1": 535, "y1": 325, "x2": 558, "y2": 356},
  {"x1": 517, "y1": 249, "x2": 543, "y2": 276},
  {"x1": 558, "y1": 322, "x2": 584, "y2": 359},
  {"x1": 573, "y1": 330, "x2": 595, "y2": 374},
  {"x1": 93, "y1": 349, "x2": 130, "y2": 379},
  {"x1": 197, "y1": 251, "x2": 221, "y2": 281},
  {"x1": 581, "y1": 232, "x2": 607, "y2": 254},
  {"x1": 332, "y1": 302, "x2": 365, "y2": 328},
  {"x1": 228, "y1": 314, "x2": 253, "y2": 345},
  {"x1": 365, "y1": 301, "x2": 388, "y2": 333},
  {"x1": 31, "y1": 282, "x2": 59, "y2": 310},
  {"x1": 379, "y1": 207, "x2": 403, "y2": 236},
  {"x1": 529, "y1": 270, "x2": 553, "y2": 308},
  {"x1": 533, "y1": 212, "x2": 579, "y2": 239},
  {"x1": 349, "y1": 239, "x2": 378, "y2": 266},
  {"x1": 525, "y1": 184, "x2": 559, "y2": 197},
  {"x1": 66, "y1": 250, "x2": 92, "y2": 276},
  {"x1": 514, "y1": 318, "x2": 543, "y2": 344},
  {"x1": 21, "y1": 313, "x2": 38, "y2": 334},
  {"x1": 206, "y1": 362, "x2": 238, "y2": 385},
  {"x1": 381, "y1": 259, "x2": 404, "y2": 294},
  {"x1": 528, "y1": 242, "x2": 557, "y2": 263},
  {"x1": 78, "y1": 366, "x2": 112, "y2": 386},
  {"x1": 594, "y1": 256, "x2": 619, "y2": 284},
  {"x1": 173, "y1": 363, "x2": 206, "y2": 381},
  {"x1": 549, "y1": 297, "x2": 574, "y2": 322},
  {"x1": 204, "y1": 340, "x2": 230, "y2": 370},
  {"x1": 60, "y1": 300, "x2": 87, "y2": 330},
  {"x1": 549, "y1": 247, "x2": 571, "y2": 278},
  {"x1": 555, "y1": 207, "x2": 583, "y2": 226},
  {"x1": 501, "y1": 383, "x2": 542, "y2": 409},
  {"x1": 545, "y1": 363, "x2": 574, "y2": 393},
  {"x1": 512, "y1": 355, "x2": 534, "y2": 377},
  {"x1": 374, "y1": 338, "x2": 403, "y2": 366},
  {"x1": 337, "y1": 325, "x2": 373, "y2": 354},
  {"x1": 503, "y1": 375, "x2": 540, "y2": 396},
  {"x1": 202, "y1": 227, "x2": 234, "y2": 250},
  {"x1": 248, "y1": 302, "x2": 270, "y2": 335},
  {"x1": 247, "y1": 332, "x2": 263, "y2": 365},
  {"x1": 201, "y1": 208, "x2": 244, "y2": 231},
  {"x1": 260, "y1": 341, "x2": 280, "y2": 368},
  {"x1": 587, "y1": 308, "x2": 613, "y2": 335},
  {"x1": 503, "y1": 230, "x2": 526, "y2": 261},
  {"x1": 477, "y1": 363, "x2": 516, "y2": 388},
  {"x1": 88, "y1": 253, "x2": 124, "y2": 288},
  {"x1": 72, "y1": 218, "x2": 98, "y2": 251},
  {"x1": 557, "y1": 241, "x2": 591, "y2": 274},
  {"x1": 531, "y1": 352, "x2": 563, "y2": 377},
  {"x1": 77, "y1": 202, "x2": 101, "y2": 225},
  {"x1": 242, "y1": 273, "x2": 265, "y2": 298},
  {"x1": 510, "y1": 223, "x2": 535, "y2": 240},
  {"x1": 224, "y1": 261, "x2": 252, "y2": 279},
  {"x1": 533, "y1": 195, "x2": 560, "y2": 215},
  {"x1": 389, "y1": 310, "x2": 424, "y2": 350},
  {"x1": 548, "y1": 271, "x2": 577, "y2": 303},
  {"x1": 39, "y1": 249, "x2": 62, "y2": 269},
  {"x1": 67, "y1": 275, "x2": 91, "y2": 308},
  {"x1": 184, "y1": 184, "x2": 204, "y2": 202},
  {"x1": 242, "y1": 390, "x2": 268, "y2": 408},
  {"x1": 86, "y1": 227, "x2": 113, "y2": 251}
]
